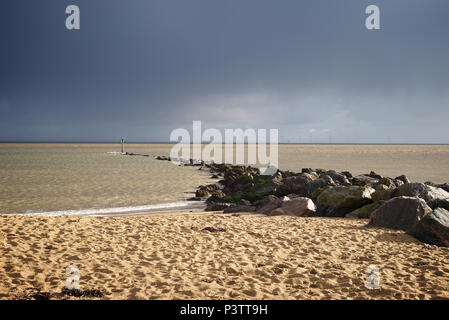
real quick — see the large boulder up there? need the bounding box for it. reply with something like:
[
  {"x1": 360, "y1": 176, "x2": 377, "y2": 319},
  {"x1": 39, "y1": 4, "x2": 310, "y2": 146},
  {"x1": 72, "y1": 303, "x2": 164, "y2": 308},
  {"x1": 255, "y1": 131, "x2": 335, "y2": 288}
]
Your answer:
[
  {"x1": 392, "y1": 179, "x2": 405, "y2": 187},
  {"x1": 316, "y1": 186, "x2": 375, "y2": 217},
  {"x1": 290, "y1": 173, "x2": 317, "y2": 186},
  {"x1": 345, "y1": 201, "x2": 386, "y2": 219},
  {"x1": 367, "y1": 171, "x2": 383, "y2": 179},
  {"x1": 277, "y1": 173, "x2": 316, "y2": 196},
  {"x1": 253, "y1": 195, "x2": 278, "y2": 209},
  {"x1": 371, "y1": 185, "x2": 394, "y2": 202},
  {"x1": 205, "y1": 191, "x2": 228, "y2": 204},
  {"x1": 392, "y1": 183, "x2": 449, "y2": 204},
  {"x1": 367, "y1": 196, "x2": 432, "y2": 231},
  {"x1": 352, "y1": 175, "x2": 379, "y2": 186},
  {"x1": 438, "y1": 183, "x2": 449, "y2": 193},
  {"x1": 305, "y1": 175, "x2": 335, "y2": 198},
  {"x1": 276, "y1": 197, "x2": 316, "y2": 217},
  {"x1": 205, "y1": 203, "x2": 232, "y2": 211},
  {"x1": 257, "y1": 197, "x2": 284, "y2": 215},
  {"x1": 407, "y1": 208, "x2": 449, "y2": 247},
  {"x1": 324, "y1": 170, "x2": 351, "y2": 185},
  {"x1": 376, "y1": 177, "x2": 396, "y2": 189},
  {"x1": 253, "y1": 186, "x2": 276, "y2": 197},
  {"x1": 273, "y1": 184, "x2": 293, "y2": 197},
  {"x1": 395, "y1": 174, "x2": 410, "y2": 184},
  {"x1": 427, "y1": 198, "x2": 449, "y2": 210},
  {"x1": 257, "y1": 196, "x2": 316, "y2": 217},
  {"x1": 270, "y1": 171, "x2": 284, "y2": 185},
  {"x1": 341, "y1": 171, "x2": 353, "y2": 178},
  {"x1": 196, "y1": 184, "x2": 221, "y2": 197},
  {"x1": 371, "y1": 177, "x2": 396, "y2": 202}
]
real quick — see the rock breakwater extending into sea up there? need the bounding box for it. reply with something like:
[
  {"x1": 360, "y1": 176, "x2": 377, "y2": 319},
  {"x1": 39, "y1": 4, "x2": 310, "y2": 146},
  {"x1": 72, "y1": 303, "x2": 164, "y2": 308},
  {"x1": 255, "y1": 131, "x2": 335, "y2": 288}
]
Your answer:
[{"x1": 154, "y1": 155, "x2": 449, "y2": 247}]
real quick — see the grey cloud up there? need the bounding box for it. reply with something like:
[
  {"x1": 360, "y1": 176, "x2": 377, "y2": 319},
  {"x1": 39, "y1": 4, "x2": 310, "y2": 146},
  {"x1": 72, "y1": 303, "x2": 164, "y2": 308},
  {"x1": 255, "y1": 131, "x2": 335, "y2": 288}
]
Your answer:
[{"x1": 0, "y1": 0, "x2": 448, "y2": 142}]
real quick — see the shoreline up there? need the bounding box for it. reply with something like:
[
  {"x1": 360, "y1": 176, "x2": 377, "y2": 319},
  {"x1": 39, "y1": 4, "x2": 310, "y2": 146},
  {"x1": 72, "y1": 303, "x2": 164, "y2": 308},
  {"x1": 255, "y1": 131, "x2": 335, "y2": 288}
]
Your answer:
[{"x1": 1, "y1": 201, "x2": 207, "y2": 217}]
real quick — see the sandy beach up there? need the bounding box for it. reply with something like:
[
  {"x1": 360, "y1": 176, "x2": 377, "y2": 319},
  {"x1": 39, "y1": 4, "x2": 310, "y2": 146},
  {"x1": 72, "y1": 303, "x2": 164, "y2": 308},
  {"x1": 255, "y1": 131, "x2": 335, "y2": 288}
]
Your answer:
[
  {"x1": 1, "y1": 211, "x2": 448, "y2": 300},
  {"x1": 3, "y1": 0, "x2": 449, "y2": 305}
]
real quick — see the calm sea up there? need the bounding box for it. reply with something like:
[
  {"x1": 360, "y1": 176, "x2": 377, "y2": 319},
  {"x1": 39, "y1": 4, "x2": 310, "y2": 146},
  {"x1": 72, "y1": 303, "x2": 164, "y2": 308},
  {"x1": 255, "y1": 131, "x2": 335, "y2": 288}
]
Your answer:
[{"x1": 1, "y1": 143, "x2": 448, "y2": 215}]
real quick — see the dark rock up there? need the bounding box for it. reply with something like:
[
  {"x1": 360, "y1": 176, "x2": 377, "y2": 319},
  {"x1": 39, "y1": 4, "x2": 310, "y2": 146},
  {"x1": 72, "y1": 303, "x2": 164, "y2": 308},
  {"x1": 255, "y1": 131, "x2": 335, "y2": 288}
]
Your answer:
[
  {"x1": 254, "y1": 186, "x2": 276, "y2": 197},
  {"x1": 367, "y1": 196, "x2": 432, "y2": 231},
  {"x1": 61, "y1": 288, "x2": 105, "y2": 298},
  {"x1": 253, "y1": 195, "x2": 278, "y2": 209},
  {"x1": 341, "y1": 171, "x2": 353, "y2": 178},
  {"x1": 371, "y1": 178, "x2": 396, "y2": 202},
  {"x1": 316, "y1": 185, "x2": 375, "y2": 217},
  {"x1": 395, "y1": 174, "x2": 410, "y2": 184},
  {"x1": 202, "y1": 227, "x2": 226, "y2": 232},
  {"x1": 239, "y1": 199, "x2": 252, "y2": 206},
  {"x1": 195, "y1": 184, "x2": 221, "y2": 198},
  {"x1": 223, "y1": 205, "x2": 256, "y2": 213},
  {"x1": 352, "y1": 175, "x2": 379, "y2": 186},
  {"x1": 392, "y1": 183, "x2": 449, "y2": 204},
  {"x1": 280, "y1": 170, "x2": 296, "y2": 178},
  {"x1": 186, "y1": 197, "x2": 202, "y2": 201},
  {"x1": 205, "y1": 191, "x2": 228, "y2": 204},
  {"x1": 376, "y1": 177, "x2": 396, "y2": 189},
  {"x1": 368, "y1": 171, "x2": 383, "y2": 179},
  {"x1": 345, "y1": 201, "x2": 385, "y2": 219},
  {"x1": 273, "y1": 184, "x2": 292, "y2": 197},
  {"x1": 30, "y1": 291, "x2": 51, "y2": 300},
  {"x1": 393, "y1": 179, "x2": 405, "y2": 187},
  {"x1": 271, "y1": 172, "x2": 283, "y2": 185},
  {"x1": 305, "y1": 175, "x2": 336, "y2": 198},
  {"x1": 257, "y1": 197, "x2": 284, "y2": 215},
  {"x1": 407, "y1": 208, "x2": 449, "y2": 247},
  {"x1": 205, "y1": 203, "x2": 232, "y2": 211},
  {"x1": 289, "y1": 173, "x2": 317, "y2": 185},
  {"x1": 325, "y1": 170, "x2": 351, "y2": 185},
  {"x1": 438, "y1": 183, "x2": 449, "y2": 193},
  {"x1": 279, "y1": 173, "x2": 316, "y2": 196},
  {"x1": 371, "y1": 185, "x2": 394, "y2": 202},
  {"x1": 195, "y1": 189, "x2": 210, "y2": 197},
  {"x1": 427, "y1": 198, "x2": 449, "y2": 210}
]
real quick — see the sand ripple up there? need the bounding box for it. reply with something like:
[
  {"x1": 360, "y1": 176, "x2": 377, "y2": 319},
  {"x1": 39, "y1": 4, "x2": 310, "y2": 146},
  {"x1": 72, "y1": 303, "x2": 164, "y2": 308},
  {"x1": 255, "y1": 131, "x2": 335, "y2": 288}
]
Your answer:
[{"x1": 0, "y1": 213, "x2": 448, "y2": 299}]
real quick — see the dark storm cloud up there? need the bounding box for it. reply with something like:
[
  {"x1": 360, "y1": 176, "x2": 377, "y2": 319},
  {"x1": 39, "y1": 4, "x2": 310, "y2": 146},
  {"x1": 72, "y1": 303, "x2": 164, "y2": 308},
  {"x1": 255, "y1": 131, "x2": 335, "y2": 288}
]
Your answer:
[{"x1": 0, "y1": 0, "x2": 448, "y2": 142}]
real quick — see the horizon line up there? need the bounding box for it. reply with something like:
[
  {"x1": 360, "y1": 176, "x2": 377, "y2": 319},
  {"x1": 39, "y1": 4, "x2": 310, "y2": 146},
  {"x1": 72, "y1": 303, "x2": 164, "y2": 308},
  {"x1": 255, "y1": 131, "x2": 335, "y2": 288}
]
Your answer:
[{"x1": 0, "y1": 141, "x2": 448, "y2": 146}]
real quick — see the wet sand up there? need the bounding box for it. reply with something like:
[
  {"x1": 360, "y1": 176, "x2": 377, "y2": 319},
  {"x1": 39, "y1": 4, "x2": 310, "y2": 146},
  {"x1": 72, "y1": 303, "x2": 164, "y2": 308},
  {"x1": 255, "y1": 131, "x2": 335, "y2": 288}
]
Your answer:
[{"x1": 1, "y1": 211, "x2": 448, "y2": 300}]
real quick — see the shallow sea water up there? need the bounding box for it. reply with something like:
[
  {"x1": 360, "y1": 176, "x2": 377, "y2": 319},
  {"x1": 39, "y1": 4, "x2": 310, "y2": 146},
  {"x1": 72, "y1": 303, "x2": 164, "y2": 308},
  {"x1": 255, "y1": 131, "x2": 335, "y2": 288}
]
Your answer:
[{"x1": 0, "y1": 143, "x2": 448, "y2": 214}]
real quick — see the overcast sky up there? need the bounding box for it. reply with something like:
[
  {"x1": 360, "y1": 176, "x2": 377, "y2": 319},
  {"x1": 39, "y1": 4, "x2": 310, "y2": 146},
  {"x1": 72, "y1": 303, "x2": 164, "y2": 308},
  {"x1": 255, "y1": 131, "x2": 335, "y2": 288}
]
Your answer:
[{"x1": 1, "y1": 0, "x2": 448, "y2": 143}]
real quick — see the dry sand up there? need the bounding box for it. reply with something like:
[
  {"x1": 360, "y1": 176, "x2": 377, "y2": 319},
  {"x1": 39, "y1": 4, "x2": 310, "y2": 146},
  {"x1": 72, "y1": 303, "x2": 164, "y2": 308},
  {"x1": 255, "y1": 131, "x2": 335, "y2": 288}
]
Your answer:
[{"x1": 0, "y1": 212, "x2": 448, "y2": 300}]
